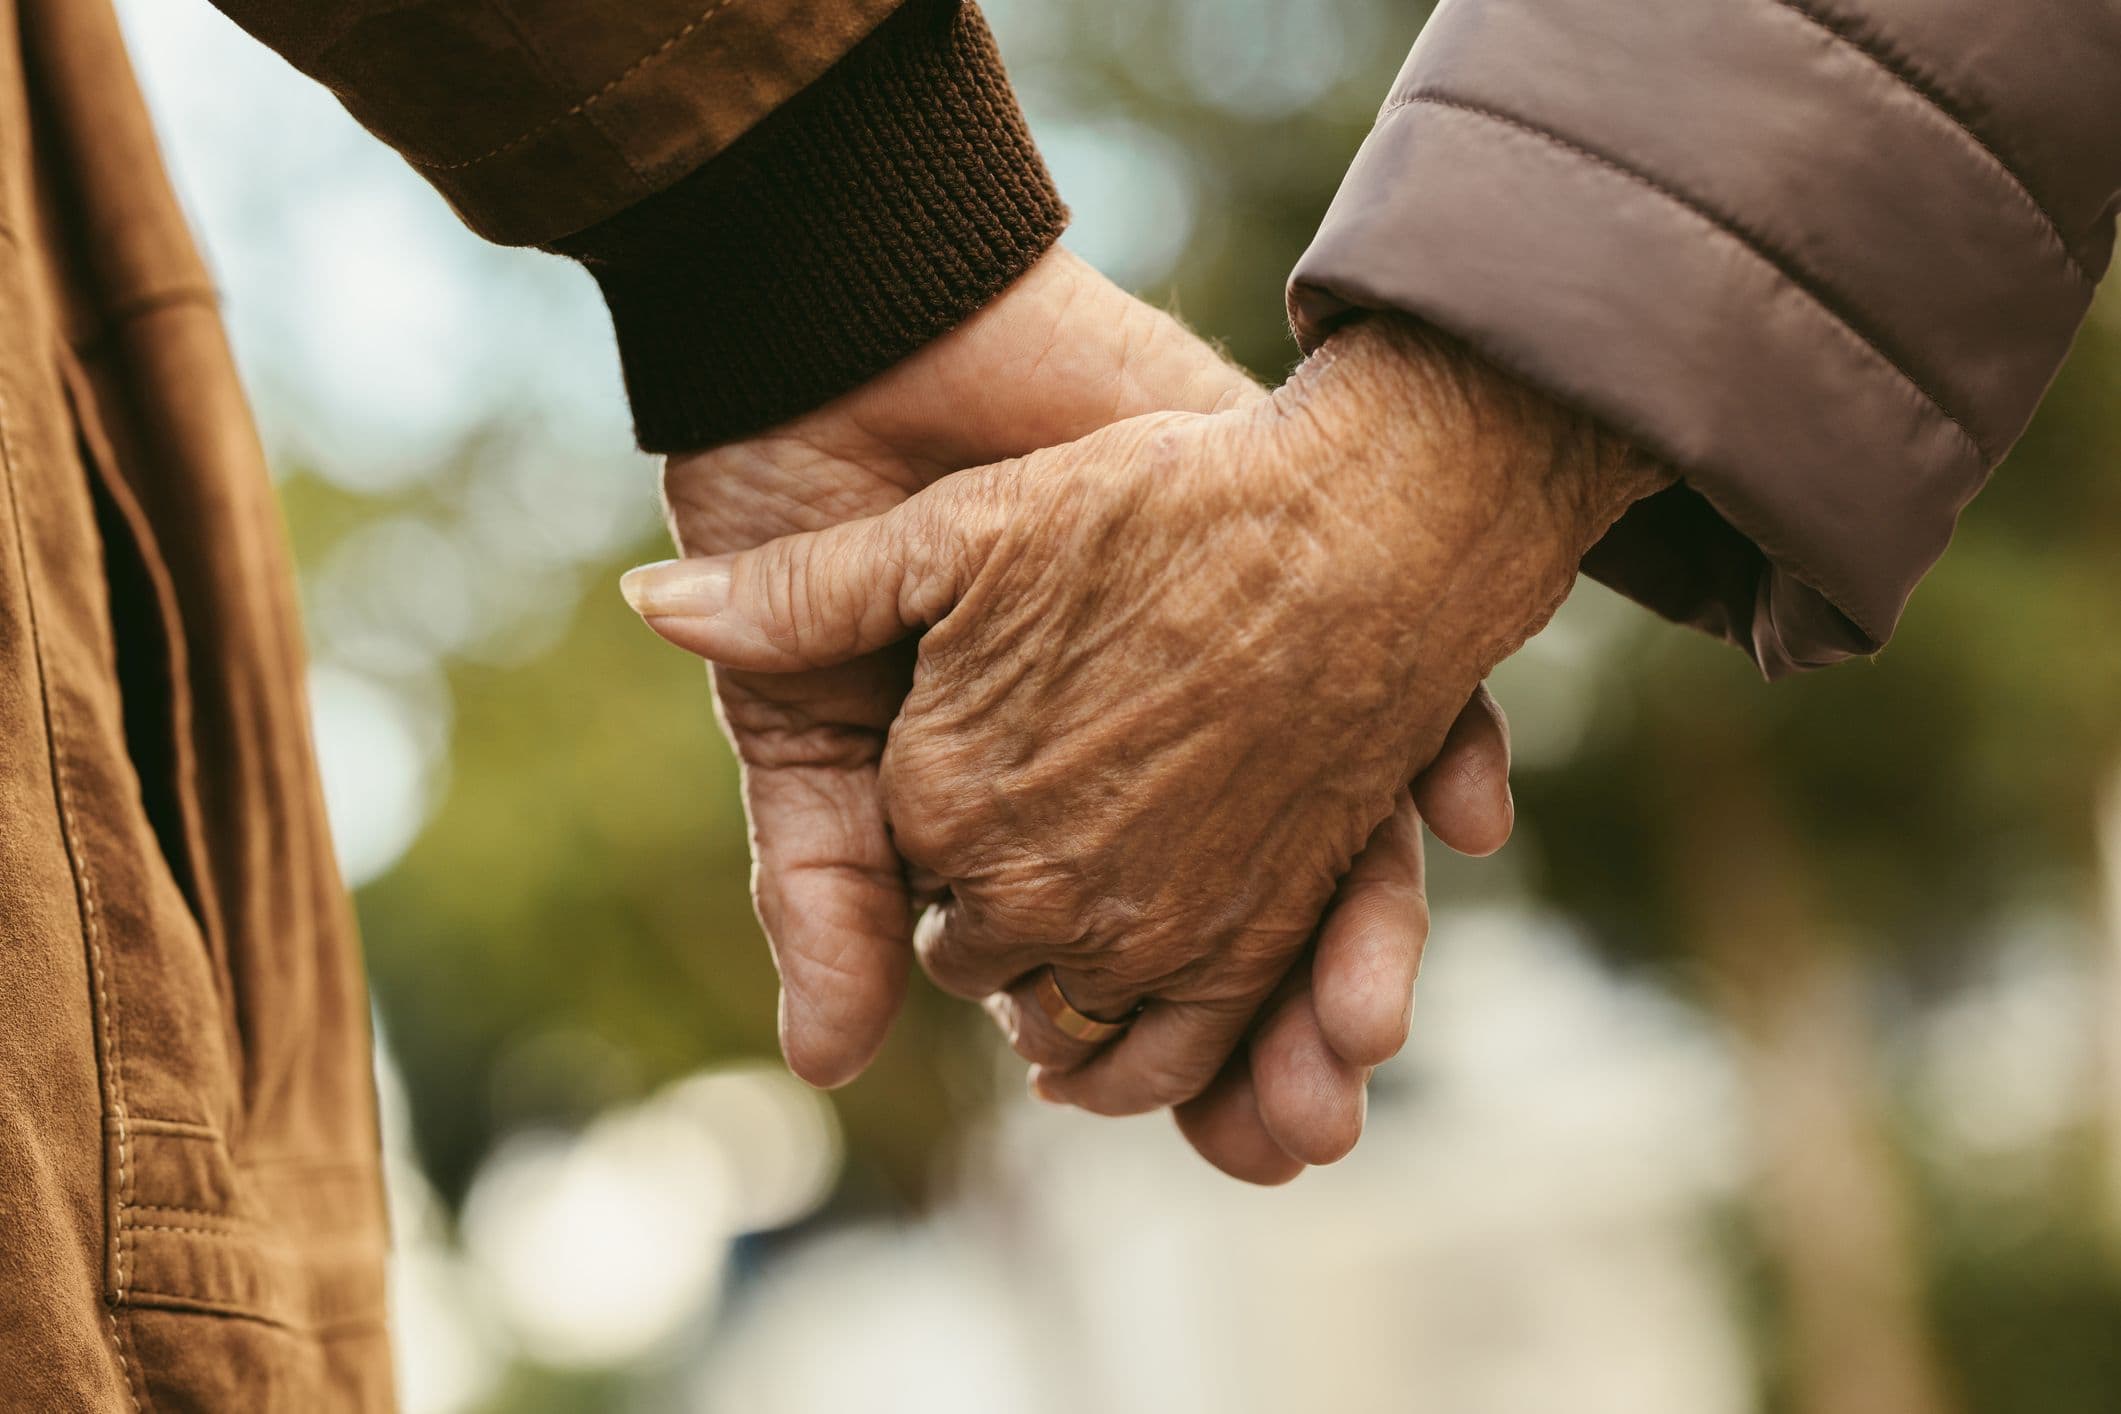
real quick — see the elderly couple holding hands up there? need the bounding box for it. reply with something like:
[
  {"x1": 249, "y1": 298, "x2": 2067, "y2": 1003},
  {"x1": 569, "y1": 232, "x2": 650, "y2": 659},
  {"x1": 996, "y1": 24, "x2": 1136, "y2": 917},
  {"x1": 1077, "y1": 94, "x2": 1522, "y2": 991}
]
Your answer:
[
  {"x1": 617, "y1": 0, "x2": 2120, "y2": 1183},
  {"x1": 3, "y1": 0, "x2": 2116, "y2": 1404}
]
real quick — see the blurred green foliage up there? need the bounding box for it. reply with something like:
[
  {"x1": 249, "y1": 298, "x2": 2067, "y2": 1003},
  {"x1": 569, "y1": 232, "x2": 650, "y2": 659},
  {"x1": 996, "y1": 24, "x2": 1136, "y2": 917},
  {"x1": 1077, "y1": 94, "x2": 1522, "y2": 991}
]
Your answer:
[{"x1": 1504, "y1": 298, "x2": 2121, "y2": 992}]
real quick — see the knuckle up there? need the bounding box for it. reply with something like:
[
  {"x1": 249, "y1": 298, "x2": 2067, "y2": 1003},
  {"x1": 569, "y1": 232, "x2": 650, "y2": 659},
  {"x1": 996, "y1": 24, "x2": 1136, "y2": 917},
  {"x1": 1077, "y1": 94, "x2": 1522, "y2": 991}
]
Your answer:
[
  {"x1": 1069, "y1": 936, "x2": 1180, "y2": 1004},
  {"x1": 1215, "y1": 927, "x2": 1307, "y2": 989},
  {"x1": 746, "y1": 864, "x2": 791, "y2": 942},
  {"x1": 1475, "y1": 685, "x2": 1513, "y2": 751},
  {"x1": 1130, "y1": 1053, "x2": 1219, "y2": 1110},
  {"x1": 979, "y1": 873, "x2": 1089, "y2": 943},
  {"x1": 878, "y1": 741, "x2": 980, "y2": 866},
  {"x1": 914, "y1": 930, "x2": 995, "y2": 999},
  {"x1": 1013, "y1": 1025, "x2": 1091, "y2": 1069},
  {"x1": 1291, "y1": 1113, "x2": 1363, "y2": 1168},
  {"x1": 748, "y1": 543, "x2": 809, "y2": 659},
  {"x1": 880, "y1": 795, "x2": 954, "y2": 868},
  {"x1": 1349, "y1": 880, "x2": 1430, "y2": 940},
  {"x1": 897, "y1": 503, "x2": 967, "y2": 625}
]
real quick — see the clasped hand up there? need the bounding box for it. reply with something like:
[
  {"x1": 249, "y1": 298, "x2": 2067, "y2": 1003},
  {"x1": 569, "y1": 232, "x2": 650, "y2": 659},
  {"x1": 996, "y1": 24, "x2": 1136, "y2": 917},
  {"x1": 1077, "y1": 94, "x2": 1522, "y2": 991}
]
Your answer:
[{"x1": 626, "y1": 254, "x2": 1657, "y2": 1181}]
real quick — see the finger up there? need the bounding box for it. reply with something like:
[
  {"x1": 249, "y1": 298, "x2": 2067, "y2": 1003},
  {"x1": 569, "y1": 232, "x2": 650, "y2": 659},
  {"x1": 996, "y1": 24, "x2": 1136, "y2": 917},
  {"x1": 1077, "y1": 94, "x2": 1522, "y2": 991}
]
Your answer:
[
  {"x1": 1304, "y1": 689, "x2": 1506, "y2": 1071},
  {"x1": 1411, "y1": 684, "x2": 1514, "y2": 858},
  {"x1": 1310, "y1": 789, "x2": 1429, "y2": 1069},
  {"x1": 1172, "y1": 1055, "x2": 1306, "y2": 1187},
  {"x1": 741, "y1": 757, "x2": 916, "y2": 1088},
  {"x1": 1030, "y1": 995, "x2": 1256, "y2": 1116},
  {"x1": 1250, "y1": 976, "x2": 1370, "y2": 1166},
  {"x1": 912, "y1": 900, "x2": 1049, "y2": 1002},
  {"x1": 983, "y1": 972, "x2": 1110, "y2": 1071},
  {"x1": 618, "y1": 470, "x2": 1010, "y2": 673}
]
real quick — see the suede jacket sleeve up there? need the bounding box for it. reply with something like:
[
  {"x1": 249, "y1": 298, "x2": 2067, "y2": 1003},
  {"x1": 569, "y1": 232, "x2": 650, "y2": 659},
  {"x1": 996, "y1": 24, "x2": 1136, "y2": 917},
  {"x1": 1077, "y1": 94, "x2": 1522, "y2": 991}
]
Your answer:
[
  {"x1": 204, "y1": 0, "x2": 1066, "y2": 449},
  {"x1": 1289, "y1": 0, "x2": 2121, "y2": 677}
]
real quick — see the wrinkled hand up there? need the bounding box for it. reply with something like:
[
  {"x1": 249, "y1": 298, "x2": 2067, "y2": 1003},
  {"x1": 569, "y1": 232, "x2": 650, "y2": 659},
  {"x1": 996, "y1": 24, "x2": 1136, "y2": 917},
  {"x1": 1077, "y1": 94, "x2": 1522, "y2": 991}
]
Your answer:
[
  {"x1": 631, "y1": 316, "x2": 1664, "y2": 1148},
  {"x1": 652, "y1": 267, "x2": 1522, "y2": 1179}
]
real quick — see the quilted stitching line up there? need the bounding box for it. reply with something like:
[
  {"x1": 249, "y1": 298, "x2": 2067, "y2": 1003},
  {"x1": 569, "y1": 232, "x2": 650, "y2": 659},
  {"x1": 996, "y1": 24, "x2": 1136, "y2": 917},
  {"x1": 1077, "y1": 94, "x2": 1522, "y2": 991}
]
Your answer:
[
  {"x1": 1762, "y1": 0, "x2": 2092, "y2": 289},
  {"x1": 1374, "y1": 91, "x2": 1994, "y2": 474}
]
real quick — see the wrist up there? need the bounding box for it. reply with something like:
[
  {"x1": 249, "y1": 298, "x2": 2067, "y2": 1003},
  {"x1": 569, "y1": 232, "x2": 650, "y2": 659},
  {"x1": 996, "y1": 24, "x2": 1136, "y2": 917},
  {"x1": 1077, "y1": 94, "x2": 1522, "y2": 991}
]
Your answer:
[
  {"x1": 1265, "y1": 315, "x2": 1671, "y2": 668},
  {"x1": 1288, "y1": 316, "x2": 1666, "y2": 548},
  {"x1": 860, "y1": 247, "x2": 1260, "y2": 479},
  {"x1": 556, "y1": 0, "x2": 1066, "y2": 453}
]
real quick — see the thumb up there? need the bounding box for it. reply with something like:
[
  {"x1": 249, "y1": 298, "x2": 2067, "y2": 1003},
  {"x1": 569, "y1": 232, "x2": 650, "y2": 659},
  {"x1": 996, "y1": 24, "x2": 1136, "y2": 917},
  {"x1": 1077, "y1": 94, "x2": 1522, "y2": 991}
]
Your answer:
[{"x1": 621, "y1": 472, "x2": 1004, "y2": 671}]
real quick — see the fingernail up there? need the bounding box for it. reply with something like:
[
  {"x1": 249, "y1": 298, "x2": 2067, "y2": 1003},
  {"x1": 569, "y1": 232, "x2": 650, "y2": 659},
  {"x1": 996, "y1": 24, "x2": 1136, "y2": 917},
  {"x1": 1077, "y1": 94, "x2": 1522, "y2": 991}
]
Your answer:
[
  {"x1": 1028, "y1": 1068, "x2": 1064, "y2": 1105},
  {"x1": 620, "y1": 557, "x2": 732, "y2": 618}
]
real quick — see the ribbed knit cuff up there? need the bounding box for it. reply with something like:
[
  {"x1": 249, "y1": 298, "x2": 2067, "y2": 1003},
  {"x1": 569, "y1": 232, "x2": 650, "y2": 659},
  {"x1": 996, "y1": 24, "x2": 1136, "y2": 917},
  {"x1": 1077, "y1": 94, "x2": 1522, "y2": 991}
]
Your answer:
[{"x1": 550, "y1": 0, "x2": 1067, "y2": 453}]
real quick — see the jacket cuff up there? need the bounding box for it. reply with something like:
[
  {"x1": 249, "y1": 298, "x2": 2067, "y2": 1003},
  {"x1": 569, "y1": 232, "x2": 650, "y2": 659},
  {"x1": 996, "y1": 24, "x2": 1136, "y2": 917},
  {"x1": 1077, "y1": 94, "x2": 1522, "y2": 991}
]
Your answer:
[
  {"x1": 1288, "y1": 0, "x2": 2106, "y2": 677},
  {"x1": 551, "y1": 0, "x2": 1066, "y2": 452},
  {"x1": 1291, "y1": 96, "x2": 1908, "y2": 677}
]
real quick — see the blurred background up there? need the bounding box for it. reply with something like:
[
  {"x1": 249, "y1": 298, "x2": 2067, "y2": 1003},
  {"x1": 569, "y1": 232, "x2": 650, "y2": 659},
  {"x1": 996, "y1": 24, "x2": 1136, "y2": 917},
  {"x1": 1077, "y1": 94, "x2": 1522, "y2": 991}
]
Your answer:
[{"x1": 114, "y1": 1, "x2": 2121, "y2": 1411}]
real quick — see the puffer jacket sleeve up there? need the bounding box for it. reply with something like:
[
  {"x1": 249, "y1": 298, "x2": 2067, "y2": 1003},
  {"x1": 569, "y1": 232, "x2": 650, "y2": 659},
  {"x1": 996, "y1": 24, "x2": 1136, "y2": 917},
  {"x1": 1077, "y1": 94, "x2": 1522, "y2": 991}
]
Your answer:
[
  {"x1": 204, "y1": 0, "x2": 1066, "y2": 449},
  {"x1": 1289, "y1": 0, "x2": 2121, "y2": 677}
]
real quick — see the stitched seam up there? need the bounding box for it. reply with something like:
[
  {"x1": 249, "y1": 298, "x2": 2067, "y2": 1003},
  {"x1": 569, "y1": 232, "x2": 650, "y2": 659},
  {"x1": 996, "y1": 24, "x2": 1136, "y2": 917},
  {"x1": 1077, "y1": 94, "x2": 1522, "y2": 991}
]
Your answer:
[
  {"x1": 0, "y1": 390, "x2": 145, "y2": 1413},
  {"x1": 123, "y1": 1117, "x2": 221, "y2": 1138},
  {"x1": 130, "y1": 1195, "x2": 384, "y2": 1220},
  {"x1": 114, "y1": 1319, "x2": 153, "y2": 1412},
  {"x1": 126, "y1": 1205, "x2": 257, "y2": 1223},
  {"x1": 484, "y1": 0, "x2": 649, "y2": 184},
  {"x1": 405, "y1": 0, "x2": 747, "y2": 173},
  {"x1": 1761, "y1": 0, "x2": 2091, "y2": 289},
  {"x1": 1375, "y1": 92, "x2": 1993, "y2": 473},
  {"x1": 120, "y1": 1291, "x2": 390, "y2": 1339},
  {"x1": 127, "y1": 1223, "x2": 381, "y2": 1251},
  {"x1": 236, "y1": 1152, "x2": 379, "y2": 1171}
]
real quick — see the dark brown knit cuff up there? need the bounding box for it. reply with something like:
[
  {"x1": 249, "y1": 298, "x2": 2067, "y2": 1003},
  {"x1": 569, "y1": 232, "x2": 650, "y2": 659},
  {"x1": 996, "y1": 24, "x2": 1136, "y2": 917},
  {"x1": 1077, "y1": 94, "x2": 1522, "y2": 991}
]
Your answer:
[{"x1": 550, "y1": 0, "x2": 1067, "y2": 453}]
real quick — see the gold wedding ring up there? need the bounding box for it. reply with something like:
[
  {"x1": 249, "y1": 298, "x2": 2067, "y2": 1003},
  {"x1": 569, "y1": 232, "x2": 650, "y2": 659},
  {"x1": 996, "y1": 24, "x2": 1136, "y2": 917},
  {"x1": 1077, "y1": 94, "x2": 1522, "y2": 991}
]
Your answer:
[{"x1": 1034, "y1": 967, "x2": 1137, "y2": 1044}]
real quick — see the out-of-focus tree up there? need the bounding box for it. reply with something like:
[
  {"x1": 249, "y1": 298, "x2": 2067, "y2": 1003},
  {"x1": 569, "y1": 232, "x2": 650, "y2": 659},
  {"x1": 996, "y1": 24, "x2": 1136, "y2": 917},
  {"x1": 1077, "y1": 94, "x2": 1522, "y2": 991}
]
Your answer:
[{"x1": 1507, "y1": 291, "x2": 2121, "y2": 1414}]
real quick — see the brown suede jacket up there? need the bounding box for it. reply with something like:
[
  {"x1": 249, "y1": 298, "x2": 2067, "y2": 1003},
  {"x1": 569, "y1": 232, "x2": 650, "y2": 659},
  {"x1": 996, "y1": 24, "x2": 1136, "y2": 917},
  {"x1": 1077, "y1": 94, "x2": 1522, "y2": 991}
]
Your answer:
[{"x1": 215, "y1": 0, "x2": 2121, "y2": 673}]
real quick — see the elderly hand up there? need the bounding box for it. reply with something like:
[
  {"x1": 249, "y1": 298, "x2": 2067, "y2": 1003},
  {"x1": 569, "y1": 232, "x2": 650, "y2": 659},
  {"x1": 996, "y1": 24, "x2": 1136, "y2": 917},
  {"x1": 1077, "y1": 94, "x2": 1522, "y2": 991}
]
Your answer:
[{"x1": 651, "y1": 285, "x2": 1529, "y2": 1178}]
